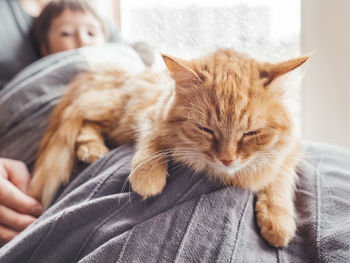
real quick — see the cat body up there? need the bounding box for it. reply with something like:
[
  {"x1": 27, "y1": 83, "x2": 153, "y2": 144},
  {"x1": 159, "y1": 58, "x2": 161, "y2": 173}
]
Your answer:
[
  {"x1": 29, "y1": 67, "x2": 170, "y2": 205},
  {"x1": 29, "y1": 49, "x2": 309, "y2": 247}
]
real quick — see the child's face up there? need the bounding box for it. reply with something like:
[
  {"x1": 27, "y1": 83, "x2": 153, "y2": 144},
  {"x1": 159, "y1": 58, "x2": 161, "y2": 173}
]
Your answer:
[{"x1": 41, "y1": 9, "x2": 106, "y2": 56}]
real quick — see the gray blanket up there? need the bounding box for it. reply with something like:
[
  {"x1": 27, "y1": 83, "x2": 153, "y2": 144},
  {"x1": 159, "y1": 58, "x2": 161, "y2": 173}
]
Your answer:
[
  {"x1": 0, "y1": 43, "x2": 145, "y2": 167},
  {"x1": 0, "y1": 46, "x2": 349, "y2": 263}
]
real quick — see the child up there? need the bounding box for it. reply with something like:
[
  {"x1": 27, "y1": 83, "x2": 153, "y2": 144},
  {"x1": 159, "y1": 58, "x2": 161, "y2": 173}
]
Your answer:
[{"x1": 32, "y1": 0, "x2": 108, "y2": 56}]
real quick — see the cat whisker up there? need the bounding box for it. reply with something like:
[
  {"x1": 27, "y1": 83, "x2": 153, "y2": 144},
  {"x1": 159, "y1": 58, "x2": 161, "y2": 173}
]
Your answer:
[{"x1": 131, "y1": 153, "x2": 171, "y2": 173}]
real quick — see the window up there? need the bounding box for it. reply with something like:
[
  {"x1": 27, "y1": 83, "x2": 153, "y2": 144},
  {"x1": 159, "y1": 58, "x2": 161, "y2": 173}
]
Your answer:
[{"x1": 120, "y1": 0, "x2": 300, "y2": 61}]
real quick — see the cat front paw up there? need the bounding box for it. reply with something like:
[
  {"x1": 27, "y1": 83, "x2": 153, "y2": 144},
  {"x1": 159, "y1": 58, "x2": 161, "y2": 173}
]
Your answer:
[
  {"x1": 256, "y1": 201, "x2": 296, "y2": 247},
  {"x1": 76, "y1": 142, "x2": 109, "y2": 163},
  {"x1": 129, "y1": 162, "x2": 167, "y2": 199}
]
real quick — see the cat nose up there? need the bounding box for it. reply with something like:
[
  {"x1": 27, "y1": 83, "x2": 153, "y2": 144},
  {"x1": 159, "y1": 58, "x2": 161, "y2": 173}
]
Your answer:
[{"x1": 221, "y1": 159, "x2": 233, "y2": 166}]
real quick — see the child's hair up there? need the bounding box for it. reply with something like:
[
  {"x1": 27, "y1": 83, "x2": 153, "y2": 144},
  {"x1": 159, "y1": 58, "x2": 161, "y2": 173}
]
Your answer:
[{"x1": 32, "y1": 0, "x2": 108, "y2": 53}]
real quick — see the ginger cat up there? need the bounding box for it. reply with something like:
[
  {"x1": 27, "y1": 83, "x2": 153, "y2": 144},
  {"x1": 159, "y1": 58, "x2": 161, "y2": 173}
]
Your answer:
[{"x1": 29, "y1": 49, "x2": 310, "y2": 247}]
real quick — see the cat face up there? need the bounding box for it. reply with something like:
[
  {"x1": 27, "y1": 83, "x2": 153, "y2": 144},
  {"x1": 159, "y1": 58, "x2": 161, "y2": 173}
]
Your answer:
[
  {"x1": 163, "y1": 49, "x2": 309, "y2": 176},
  {"x1": 173, "y1": 86, "x2": 287, "y2": 175}
]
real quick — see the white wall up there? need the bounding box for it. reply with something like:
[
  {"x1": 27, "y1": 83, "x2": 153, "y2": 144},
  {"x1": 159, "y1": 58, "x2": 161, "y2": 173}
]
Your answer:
[{"x1": 301, "y1": 0, "x2": 350, "y2": 148}]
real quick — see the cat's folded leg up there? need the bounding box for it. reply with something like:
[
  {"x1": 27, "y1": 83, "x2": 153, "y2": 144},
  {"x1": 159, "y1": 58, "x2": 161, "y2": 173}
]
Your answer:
[
  {"x1": 76, "y1": 121, "x2": 109, "y2": 163},
  {"x1": 129, "y1": 138, "x2": 168, "y2": 199},
  {"x1": 255, "y1": 169, "x2": 297, "y2": 247}
]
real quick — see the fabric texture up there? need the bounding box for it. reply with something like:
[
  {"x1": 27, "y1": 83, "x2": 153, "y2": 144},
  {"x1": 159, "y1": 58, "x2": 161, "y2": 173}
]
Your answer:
[
  {"x1": 0, "y1": 45, "x2": 349, "y2": 262},
  {"x1": 0, "y1": 43, "x2": 146, "y2": 168},
  {"x1": 0, "y1": 143, "x2": 349, "y2": 263}
]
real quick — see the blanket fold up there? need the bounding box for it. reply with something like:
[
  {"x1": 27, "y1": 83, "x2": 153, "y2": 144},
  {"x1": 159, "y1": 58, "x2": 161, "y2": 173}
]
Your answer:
[{"x1": 0, "y1": 45, "x2": 349, "y2": 262}]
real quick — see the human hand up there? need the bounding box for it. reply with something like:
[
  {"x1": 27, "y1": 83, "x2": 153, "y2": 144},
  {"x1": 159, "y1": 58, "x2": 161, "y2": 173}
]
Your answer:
[{"x1": 0, "y1": 158, "x2": 42, "y2": 245}]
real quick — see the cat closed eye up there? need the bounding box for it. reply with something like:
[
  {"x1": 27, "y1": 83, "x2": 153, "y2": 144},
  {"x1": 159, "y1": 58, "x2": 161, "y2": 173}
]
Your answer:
[
  {"x1": 243, "y1": 130, "x2": 260, "y2": 136},
  {"x1": 197, "y1": 125, "x2": 214, "y2": 135}
]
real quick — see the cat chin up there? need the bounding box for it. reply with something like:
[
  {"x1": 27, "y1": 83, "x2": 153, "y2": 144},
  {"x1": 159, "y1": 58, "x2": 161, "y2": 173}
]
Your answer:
[
  {"x1": 172, "y1": 151, "x2": 249, "y2": 178},
  {"x1": 208, "y1": 162, "x2": 248, "y2": 177}
]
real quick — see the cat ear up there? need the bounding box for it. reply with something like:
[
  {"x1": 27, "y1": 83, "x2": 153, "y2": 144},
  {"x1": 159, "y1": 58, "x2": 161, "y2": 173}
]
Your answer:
[
  {"x1": 260, "y1": 54, "x2": 311, "y2": 86},
  {"x1": 162, "y1": 54, "x2": 200, "y2": 90}
]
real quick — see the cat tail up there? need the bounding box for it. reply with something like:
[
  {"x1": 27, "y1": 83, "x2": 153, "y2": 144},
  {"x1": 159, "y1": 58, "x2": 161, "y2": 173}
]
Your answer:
[{"x1": 29, "y1": 105, "x2": 84, "y2": 210}]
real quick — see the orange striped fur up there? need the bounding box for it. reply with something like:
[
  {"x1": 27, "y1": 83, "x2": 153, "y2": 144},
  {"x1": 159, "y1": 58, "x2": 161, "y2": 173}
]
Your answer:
[{"x1": 29, "y1": 49, "x2": 310, "y2": 247}]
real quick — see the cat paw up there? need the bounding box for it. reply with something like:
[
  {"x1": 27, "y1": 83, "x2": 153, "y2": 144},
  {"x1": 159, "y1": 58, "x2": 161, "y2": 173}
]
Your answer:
[
  {"x1": 256, "y1": 201, "x2": 296, "y2": 247},
  {"x1": 27, "y1": 181, "x2": 43, "y2": 203},
  {"x1": 76, "y1": 142, "x2": 109, "y2": 163},
  {"x1": 129, "y1": 163, "x2": 167, "y2": 199}
]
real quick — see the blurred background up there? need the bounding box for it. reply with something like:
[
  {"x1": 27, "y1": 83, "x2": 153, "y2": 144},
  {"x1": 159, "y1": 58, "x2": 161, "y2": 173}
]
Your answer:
[{"x1": 94, "y1": 0, "x2": 350, "y2": 149}]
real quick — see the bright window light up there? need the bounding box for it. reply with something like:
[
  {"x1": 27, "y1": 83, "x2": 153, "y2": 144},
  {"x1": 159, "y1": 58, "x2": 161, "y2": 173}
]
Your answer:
[{"x1": 120, "y1": 0, "x2": 300, "y2": 61}]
